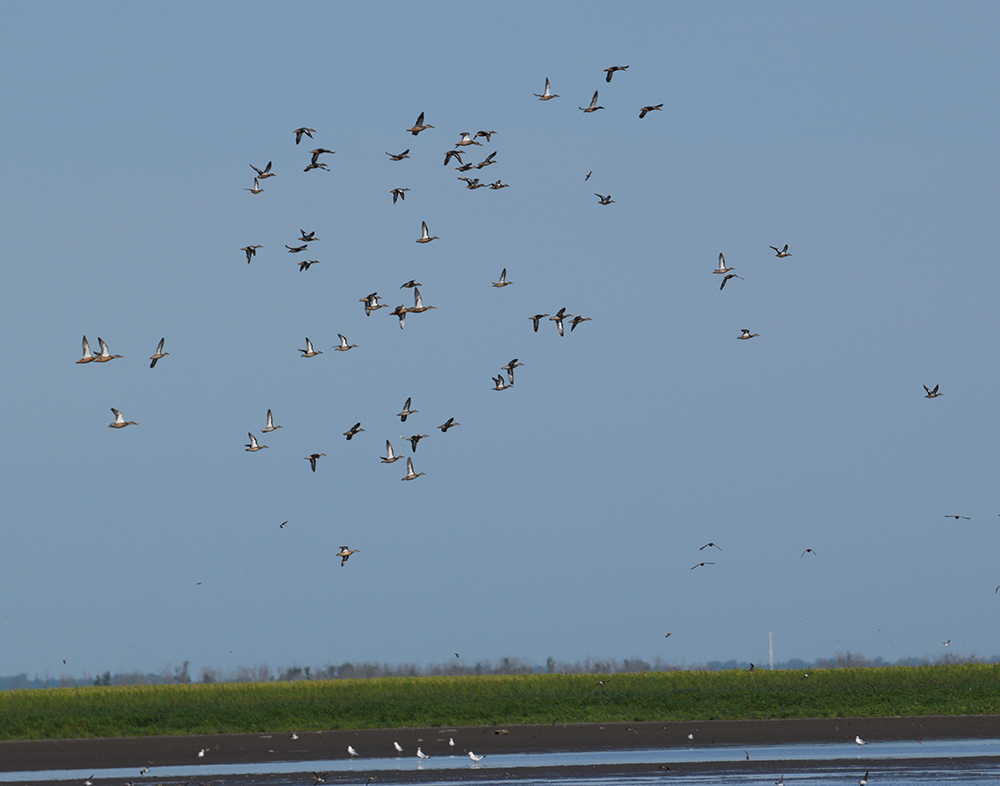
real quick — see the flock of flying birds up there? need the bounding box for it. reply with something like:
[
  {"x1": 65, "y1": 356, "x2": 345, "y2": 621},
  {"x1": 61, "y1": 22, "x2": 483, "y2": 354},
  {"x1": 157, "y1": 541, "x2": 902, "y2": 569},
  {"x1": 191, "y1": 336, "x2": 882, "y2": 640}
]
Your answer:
[{"x1": 77, "y1": 64, "x2": 978, "y2": 615}]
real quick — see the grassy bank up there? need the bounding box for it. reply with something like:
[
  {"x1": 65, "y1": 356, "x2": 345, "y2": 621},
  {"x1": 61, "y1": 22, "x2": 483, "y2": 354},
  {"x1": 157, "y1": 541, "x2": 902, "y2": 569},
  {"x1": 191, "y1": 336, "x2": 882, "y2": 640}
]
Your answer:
[{"x1": 1, "y1": 664, "x2": 998, "y2": 740}]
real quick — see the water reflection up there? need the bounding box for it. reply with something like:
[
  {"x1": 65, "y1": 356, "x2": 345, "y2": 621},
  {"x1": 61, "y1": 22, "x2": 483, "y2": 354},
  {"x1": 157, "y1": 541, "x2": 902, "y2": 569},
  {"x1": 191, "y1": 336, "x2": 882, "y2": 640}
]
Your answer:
[{"x1": 3, "y1": 739, "x2": 1000, "y2": 785}]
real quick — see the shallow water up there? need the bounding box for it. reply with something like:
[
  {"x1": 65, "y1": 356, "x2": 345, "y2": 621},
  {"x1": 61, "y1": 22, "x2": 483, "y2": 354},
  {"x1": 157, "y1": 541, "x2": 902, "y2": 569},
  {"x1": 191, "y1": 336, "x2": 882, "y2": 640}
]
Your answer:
[{"x1": 3, "y1": 739, "x2": 1000, "y2": 785}]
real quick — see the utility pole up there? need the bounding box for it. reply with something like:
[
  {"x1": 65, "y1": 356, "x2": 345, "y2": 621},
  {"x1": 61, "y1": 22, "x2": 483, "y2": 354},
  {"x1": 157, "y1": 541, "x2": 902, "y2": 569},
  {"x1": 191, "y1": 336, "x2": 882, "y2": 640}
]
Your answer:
[{"x1": 769, "y1": 631, "x2": 773, "y2": 670}]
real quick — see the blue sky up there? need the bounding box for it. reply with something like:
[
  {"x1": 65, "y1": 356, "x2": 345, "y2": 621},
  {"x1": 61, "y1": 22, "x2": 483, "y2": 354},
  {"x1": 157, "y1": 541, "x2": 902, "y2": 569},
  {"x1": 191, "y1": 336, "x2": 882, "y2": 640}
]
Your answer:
[{"x1": 2, "y1": 2, "x2": 1000, "y2": 680}]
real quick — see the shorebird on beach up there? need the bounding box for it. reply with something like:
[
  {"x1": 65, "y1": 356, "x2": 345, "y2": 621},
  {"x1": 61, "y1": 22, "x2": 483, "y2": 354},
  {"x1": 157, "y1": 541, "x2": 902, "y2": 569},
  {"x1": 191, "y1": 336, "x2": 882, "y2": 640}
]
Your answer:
[
  {"x1": 468, "y1": 751, "x2": 484, "y2": 763},
  {"x1": 394, "y1": 742, "x2": 404, "y2": 753},
  {"x1": 348, "y1": 745, "x2": 358, "y2": 757},
  {"x1": 855, "y1": 735, "x2": 867, "y2": 745},
  {"x1": 416, "y1": 748, "x2": 430, "y2": 761}
]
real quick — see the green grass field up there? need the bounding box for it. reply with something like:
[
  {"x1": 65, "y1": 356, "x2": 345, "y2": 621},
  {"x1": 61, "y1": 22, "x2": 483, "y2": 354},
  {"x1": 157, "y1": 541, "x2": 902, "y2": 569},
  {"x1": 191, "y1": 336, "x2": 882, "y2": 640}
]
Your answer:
[{"x1": 1, "y1": 665, "x2": 998, "y2": 740}]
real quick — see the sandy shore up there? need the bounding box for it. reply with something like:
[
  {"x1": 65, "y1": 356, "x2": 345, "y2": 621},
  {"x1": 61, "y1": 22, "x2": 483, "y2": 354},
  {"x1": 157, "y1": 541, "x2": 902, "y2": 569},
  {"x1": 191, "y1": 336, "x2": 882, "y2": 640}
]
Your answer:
[{"x1": 3, "y1": 715, "x2": 999, "y2": 780}]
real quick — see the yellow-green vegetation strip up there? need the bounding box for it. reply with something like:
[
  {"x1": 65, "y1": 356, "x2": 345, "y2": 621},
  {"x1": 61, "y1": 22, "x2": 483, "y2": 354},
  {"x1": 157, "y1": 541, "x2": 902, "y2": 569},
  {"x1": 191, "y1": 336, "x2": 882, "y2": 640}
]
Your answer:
[{"x1": 1, "y1": 664, "x2": 998, "y2": 740}]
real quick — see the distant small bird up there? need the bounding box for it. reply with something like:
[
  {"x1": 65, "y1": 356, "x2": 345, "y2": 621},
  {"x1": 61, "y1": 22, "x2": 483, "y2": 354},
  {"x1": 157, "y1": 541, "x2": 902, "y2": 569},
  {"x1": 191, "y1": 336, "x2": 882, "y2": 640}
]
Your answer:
[
  {"x1": 579, "y1": 90, "x2": 605, "y2": 112},
  {"x1": 336, "y1": 333, "x2": 358, "y2": 351},
  {"x1": 73, "y1": 336, "x2": 94, "y2": 363},
  {"x1": 455, "y1": 132, "x2": 482, "y2": 147},
  {"x1": 476, "y1": 151, "x2": 497, "y2": 169},
  {"x1": 344, "y1": 422, "x2": 364, "y2": 440},
  {"x1": 299, "y1": 229, "x2": 318, "y2": 242},
  {"x1": 398, "y1": 398, "x2": 417, "y2": 422},
  {"x1": 438, "y1": 417, "x2": 459, "y2": 432},
  {"x1": 280, "y1": 521, "x2": 288, "y2": 528},
  {"x1": 286, "y1": 244, "x2": 308, "y2": 253},
  {"x1": 924, "y1": 384, "x2": 942, "y2": 398},
  {"x1": 299, "y1": 338, "x2": 322, "y2": 358},
  {"x1": 944, "y1": 514, "x2": 970, "y2": 520},
  {"x1": 570, "y1": 315, "x2": 591, "y2": 331},
  {"x1": 294, "y1": 128, "x2": 316, "y2": 144},
  {"x1": 738, "y1": 329, "x2": 759, "y2": 339},
  {"x1": 400, "y1": 279, "x2": 422, "y2": 289},
  {"x1": 381, "y1": 440, "x2": 402, "y2": 464},
  {"x1": 502, "y1": 358, "x2": 524, "y2": 385},
  {"x1": 595, "y1": 193, "x2": 614, "y2": 205},
  {"x1": 140, "y1": 768, "x2": 149, "y2": 775},
  {"x1": 801, "y1": 548, "x2": 817, "y2": 558},
  {"x1": 386, "y1": 149, "x2": 410, "y2": 161},
  {"x1": 699, "y1": 542, "x2": 723, "y2": 551},
  {"x1": 691, "y1": 562, "x2": 715, "y2": 569},
  {"x1": 529, "y1": 313, "x2": 549, "y2": 332},
  {"x1": 449, "y1": 737, "x2": 456, "y2": 747},
  {"x1": 348, "y1": 745, "x2": 358, "y2": 757},
  {"x1": 775, "y1": 776, "x2": 783, "y2": 786},
  {"x1": 241, "y1": 244, "x2": 262, "y2": 263},
  {"x1": 313, "y1": 773, "x2": 328, "y2": 784},
  {"x1": 585, "y1": 171, "x2": 592, "y2": 181},
  {"x1": 534, "y1": 77, "x2": 559, "y2": 100},
  {"x1": 310, "y1": 148, "x2": 334, "y2": 165},
  {"x1": 550, "y1": 307, "x2": 572, "y2": 336},
  {"x1": 304, "y1": 453, "x2": 326, "y2": 473},
  {"x1": 468, "y1": 751, "x2": 484, "y2": 762},
  {"x1": 198, "y1": 748, "x2": 206, "y2": 757},
  {"x1": 109, "y1": 408, "x2": 137, "y2": 429},
  {"x1": 390, "y1": 187, "x2": 410, "y2": 204},
  {"x1": 303, "y1": 161, "x2": 329, "y2": 173},
  {"x1": 639, "y1": 104, "x2": 663, "y2": 118},
  {"x1": 298, "y1": 259, "x2": 319, "y2": 271},
  {"x1": 245, "y1": 432, "x2": 267, "y2": 452},
  {"x1": 93, "y1": 337, "x2": 122, "y2": 362},
  {"x1": 407, "y1": 112, "x2": 434, "y2": 135},
  {"x1": 855, "y1": 735, "x2": 866, "y2": 745},
  {"x1": 859, "y1": 771, "x2": 868, "y2": 786},
  {"x1": 250, "y1": 161, "x2": 274, "y2": 178},
  {"x1": 416, "y1": 220, "x2": 439, "y2": 243},
  {"x1": 244, "y1": 177, "x2": 264, "y2": 194},
  {"x1": 942, "y1": 639, "x2": 951, "y2": 646},
  {"x1": 291, "y1": 732, "x2": 299, "y2": 739},
  {"x1": 720, "y1": 273, "x2": 744, "y2": 290},
  {"x1": 262, "y1": 409, "x2": 282, "y2": 432},
  {"x1": 748, "y1": 663, "x2": 755, "y2": 671},
  {"x1": 770, "y1": 244, "x2": 792, "y2": 257},
  {"x1": 493, "y1": 268, "x2": 512, "y2": 287},
  {"x1": 444, "y1": 149, "x2": 464, "y2": 166},
  {"x1": 394, "y1": 741, "x2": 404, "y2": 753},
  {"x1": 664, "y1": 632, "x2": 672, "y2": 638},
  {"x1": 476, "y1": 130, "x2": 497, "y2": 142},
  {"x1": 84, "y1": 776, "x2": 94, "y2": 785},
  {"x1": 149, "y1": 337, "x2": 169, "y2": 368},
  {"x1": 604, "y1": 65, "x2": 629, "y2": 81},
  {"x1": 408, "y1": 433, "x2": 429, "y2": 452},
  {"x1": 402, "y1": 456, "x2": 425, "y2": 481},
  {"x1": 337, "y1": 547, "x2": 359, "y2": 567},
  {"x1": 714, "y1": 253, "x2": 735, "y2": 274}
]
